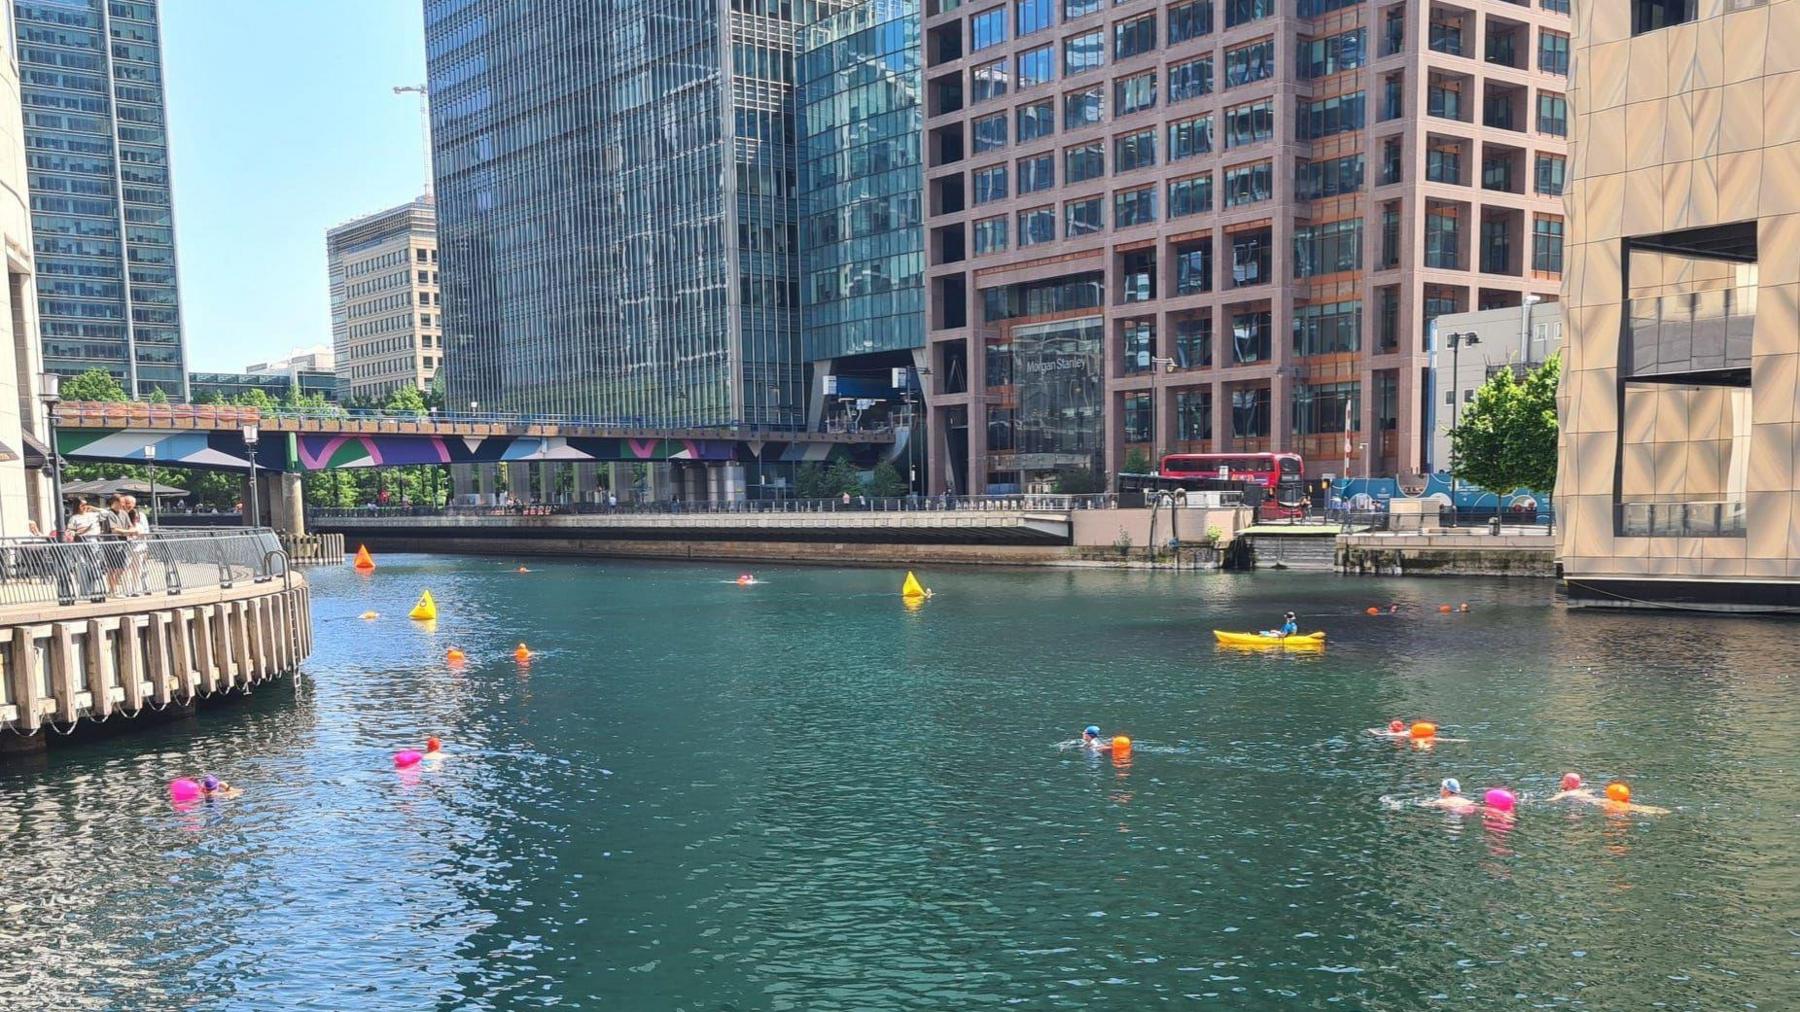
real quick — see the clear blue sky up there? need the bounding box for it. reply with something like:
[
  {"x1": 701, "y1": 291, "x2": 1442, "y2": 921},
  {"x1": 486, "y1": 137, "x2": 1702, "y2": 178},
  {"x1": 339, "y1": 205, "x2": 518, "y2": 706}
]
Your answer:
[{"x1": 161, "y1": 0, "x2": 428, "y2": 371}]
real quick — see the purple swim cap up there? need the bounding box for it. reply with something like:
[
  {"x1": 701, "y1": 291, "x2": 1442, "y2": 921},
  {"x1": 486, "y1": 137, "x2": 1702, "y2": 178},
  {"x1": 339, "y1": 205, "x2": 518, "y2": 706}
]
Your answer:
[{"x1": 201, "y1": 775, "x2": 221, "y2": 792}]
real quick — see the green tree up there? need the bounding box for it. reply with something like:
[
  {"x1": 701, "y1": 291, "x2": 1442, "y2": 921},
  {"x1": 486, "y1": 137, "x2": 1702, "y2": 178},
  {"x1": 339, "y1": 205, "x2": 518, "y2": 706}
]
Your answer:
[
  {"x1": 825, "y1": 457, "x2": 864, "y2": 496},
  {"x1": 61, "y1": 368, "x2": 127, "y2": 402},
  {"x1": 1450, "y1": 352, "x2": 1561, "y2": 496},
  {"x1": 384, "y1": 385, "x2": 428, "y2": 416},
  {"x1": 793, "y1": 462, "x2": 825, "y2": 499},
  {"x1": 1121, "y1": 448, "x2": 1154, "y2": 475},
  {"x1": 233, "y1": 388, "x2": 278, "y2": 411},
  {"x1": 147, "y1": 387, "x2": 170, "y2": 404},
  {"x1": 868, "y1": 460, "x2": 907, "y2": 497}
]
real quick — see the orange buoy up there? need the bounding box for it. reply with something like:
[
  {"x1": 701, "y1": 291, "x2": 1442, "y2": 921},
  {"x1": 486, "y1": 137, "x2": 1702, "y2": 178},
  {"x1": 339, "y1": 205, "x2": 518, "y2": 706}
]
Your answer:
[
  {"x1": 1365, "y1": 606, "x2": 1380, "y2": 616},
  {"x1": 1438, "y1": 604, "x2": 1453, "y2": 613},
  {"x1": 1111, "y1": 735, "x2": 1132, "y2": 752},
  {"x1": 514, "y1": 643, "x2": 532, "y2": 663},
  {"x1": 352, "y1": 545, "x2": 376, "y2": 572},
  {"x1": 1409, "y1": 721, "x2": 1437, "y2": 740},
  {"x1": 1605, "y1": 781, "x2": 1631, "y2": 803},
  {"x1": 446, "y1": 648, "x2": 466, "y2": 663}
]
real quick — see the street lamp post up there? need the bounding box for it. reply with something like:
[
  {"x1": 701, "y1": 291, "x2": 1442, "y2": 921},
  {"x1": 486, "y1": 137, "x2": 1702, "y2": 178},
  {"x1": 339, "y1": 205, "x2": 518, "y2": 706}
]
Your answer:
[
  {"x1": 38, "y1": 372, "x2": 63, "y2": 533},
  {"x1": 1146, "y1": 356, "x2": 1178, "y2": 477},
  {"x1": 143, "y1": 444, "x2": 158, "y2": 528},
  {"x1": 242, "y1": 424, "x2": 260, "y2": 528},
  {"x1": 1445, "y1": 332, "x2": 1479, "y2": 522}
]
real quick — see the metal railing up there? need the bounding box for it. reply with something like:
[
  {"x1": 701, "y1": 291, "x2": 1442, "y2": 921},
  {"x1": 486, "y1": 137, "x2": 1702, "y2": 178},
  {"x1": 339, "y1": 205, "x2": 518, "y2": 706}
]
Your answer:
[
  {"x1": 312, "y1": 494, "x2": 1124, "y2": 519},
  {"x1": 0, "y1": 529, "x2": 286, "y2": 609},
  {"x1": 1617, "y1": 500, "x2": 1745, "y2": 538}
]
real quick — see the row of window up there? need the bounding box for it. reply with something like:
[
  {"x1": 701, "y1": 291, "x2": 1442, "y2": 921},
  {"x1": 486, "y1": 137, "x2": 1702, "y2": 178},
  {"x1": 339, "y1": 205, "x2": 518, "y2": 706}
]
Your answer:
[{"x1": 966, "y1": 0, "x2": 1216, "y2": 51}]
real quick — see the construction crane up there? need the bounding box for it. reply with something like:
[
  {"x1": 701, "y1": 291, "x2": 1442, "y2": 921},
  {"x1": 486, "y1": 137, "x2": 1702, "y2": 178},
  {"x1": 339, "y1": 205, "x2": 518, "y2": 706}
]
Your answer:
[{"x1": 393, "y1": 84, "x2": 433, "y2": 199}]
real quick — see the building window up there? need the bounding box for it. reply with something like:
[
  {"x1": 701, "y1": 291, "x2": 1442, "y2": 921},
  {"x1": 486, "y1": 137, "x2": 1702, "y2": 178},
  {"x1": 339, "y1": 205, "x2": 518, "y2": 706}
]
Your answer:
[
  {"x1": 1291, "y1": 381, "x2": 1360, "y2": 436},
  {"x1": 1293, "y1": 219, "x2": 1362, "y2": 278},
  {"x1": 1541, "y1": 0, "x2": 1569, "y2": 13},
  {"x1": 1064, "y1": 85, "x2": 1104, "y2": 129},
  {"x1": 1115, "y1": 71, "x2": 1157, "y2": 116},
  {"x1": 1176, "y1": 316, "x2": 1213, "y2": 371},
  {"x1": 1381, "y1": 72, "x2": 1404, "y2": 120},
  {"x1": 973, "y1": 60, "x2": 1009, "y2": 102},
  {"x1": 1231, "y1": 386, "x2": 1271, "y2": 437},
  {"x1": 1538, "y1": 30, "x2": 1569, "y2": 75},
  {"x1": 1224, "y1": 0, "x2": 1274, "y2": 30},
  {"x1": 1481, "y1": 217, "x2": 1511, "y2": 274},
  {"x1": 1296, "y1": 92, "x2": 1365, "y2": 140},
  {"x1": 1632, "y1": 0, "x2": 1693, "y2": 33},
  {"x1": 1169, "y1": 173, "x2": 1214, "y2": 218},
  {"x1": 1178, "y1": 388, "x2": 1213, "y2": 439},
  {"x1": 1122, "y1": 319, "x2": 1157, "y2": 374},
  {"x1": 1018, "y1": 153, "x2": 1055, "y2": 193},
  {"x1": 1537, "y1": 92, "x2": 1568, "y2": 136},
  {"x1": 1376, "y1": 285, "x2": 1400, "y2": 350},
  {"x1": 1120, "y1": 249, "x2": 1156, "y2": 302},
  {"x1": 1383, "y1": 4, "x2": 1404, "y2": 55},
  {"x1": 1223, "y1": 161, "x2": 1272, "y2": 207},
  {"x1": 1292, "y1": 301, "x2": 1362, "y2": 356},
  {"x1": 1018, "y1": 99, "x2": 1055, "y2": 141},
  {"x1": 1422, "y1": 284, "x2": 1461, "y2": 345},
  {"x1": 1425, "y1": 202, "x2": 1462, "y2": 270},
  {"x1": 1224, "y1": 99, "x2": 1274, "y2": 148},
  {"x1": 1065, "y1": 196, "x2": 1104, "y2": 236},
  {"x1": 1123, "y1": 391, "x2": 1152, "y2": 442},
  {"x1": 1426, "y1": 139, "x2": 1463, "y2": 185},
  {"x1": 972, "y1": 7, "x2": 1007, "y2": 50},
  {"x1": 1169, "y1": 114, "x2": 1213, "y2": 161},
  {"x1": 1532, "y1": 215, "x2": 1564, "y2": 273},
  {"x1": 1064, "y1": 0, "x2": 1100, "y2": 18},
  {"x1": 1297, "y1": 28, "x2": 1365, "y2": 80},
  {"x1": 1115, "y1": 129, "x2": 1156, "y2": 172},
  {"x1": 1429, "y1": 15, "x2": 1465, "y2": 56},
  {"x1": 1169, "y1": 0, "x2": 1215, "y2": 45},
  {"x1": 1295, "y1": 154, "x2": 1364, "y2": 199},
  {"x1": 1379, "y1": 201, "x2": 1401, "y2": 268},
  {"x1": 1175, "y1": 237, "x2": 1212, "y2": 294},
  {"x1": 1018, "y1": 205, "x2": 1057, "y2": 246},
  {"x1": 1231, "y1": 228, "x2": 1272, "y2": 286},
  {"x1": 1016, "y1": 0, "x2": 1052, "y2": 36},
  {"x1": 975, "y1": 216, "x2": 1009, "y2": 254},
  {"x1": 1230, "y1": 311, "x2": 1272, "y2": 366},
  {"x1": 1115, "y1": 14, "x2": 1156, "y2": 60},
  {"x1": 1018, "y1": 44, "x2": 1055, "y2": 87},
  {"x1": 1064, "y1": 30, "x2": 1103, "y2": 75},
  {"x1": 1380, "y1": 135, "x2": 1403, "y2": 185},
  {"x1": 1534, "y1": 154, "x2": 1566, "y2": 196},
  {"x1": 1168, "y1": 56, "x2": 1214, "y2": 103},
  {"x1": 1065, "y1": 140, "x2": 1104, "y2": 182},
  {"x1": 1115, "y1": 185, "x2": 1157, "y2": 227},
  {"x1": 974, "y1": 164, "x2": 1010, "y2": 203},
  {"x1": 974, "y1": 112, "x2": 1008, "y2": 152},
  {"x1": 1428, "y1": 75, "x2": 1464, "y2": 120},
  {"x1": 1224, "y1": 39, "x2": 1275, "y2": 88}
]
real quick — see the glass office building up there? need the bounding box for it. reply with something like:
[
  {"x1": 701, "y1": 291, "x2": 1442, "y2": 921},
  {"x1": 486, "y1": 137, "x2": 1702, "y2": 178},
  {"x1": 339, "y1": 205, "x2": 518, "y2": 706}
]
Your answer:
[
  {"x1": 797, "y1": 0, "x2": 925, "y2": 365},
  {"x1": 425, "y1": 0, "x2": 803, "y2": 427},
  {"x1": 14, "y1": 0, "x2": 186, "y2": 398}
]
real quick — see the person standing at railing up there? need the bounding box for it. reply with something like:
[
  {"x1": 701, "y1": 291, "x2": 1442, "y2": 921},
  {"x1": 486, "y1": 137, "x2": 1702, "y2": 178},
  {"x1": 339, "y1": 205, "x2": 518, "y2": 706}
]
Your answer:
[
  {"x1": 63, "y1": 499, "x2": 107, "y2": 603},
  {"x1": 103, "y1": 493, "x2": 148, "y2": 597}
]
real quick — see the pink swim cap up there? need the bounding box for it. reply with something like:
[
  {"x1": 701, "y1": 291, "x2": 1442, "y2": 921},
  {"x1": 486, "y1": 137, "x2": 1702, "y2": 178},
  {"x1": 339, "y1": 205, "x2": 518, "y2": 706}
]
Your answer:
[{"x1": 1560, "y1": 773, "x2": 1581, "y2": 791}]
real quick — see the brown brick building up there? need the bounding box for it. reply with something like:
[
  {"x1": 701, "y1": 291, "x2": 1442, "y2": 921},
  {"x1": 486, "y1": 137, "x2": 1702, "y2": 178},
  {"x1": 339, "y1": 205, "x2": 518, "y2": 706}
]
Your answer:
[{"x1": 920, "y1": 0, "x2": 1570, "y2": 492}]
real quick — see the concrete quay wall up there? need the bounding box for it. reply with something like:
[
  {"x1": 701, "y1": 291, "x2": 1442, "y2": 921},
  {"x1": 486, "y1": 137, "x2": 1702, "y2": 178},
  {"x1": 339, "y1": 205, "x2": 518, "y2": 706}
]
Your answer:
[{"x1": 1337, "y1": 532, "x2": 1558, "y2": 578}]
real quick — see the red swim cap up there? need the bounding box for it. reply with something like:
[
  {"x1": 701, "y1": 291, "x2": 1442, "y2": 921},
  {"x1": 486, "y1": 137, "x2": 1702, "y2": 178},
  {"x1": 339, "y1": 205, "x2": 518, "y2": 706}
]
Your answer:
[
  {"x1": 426, "y1": 736, "x2": 441, "y2": 753},
  {"x1": 1561, "y1": 772, "x2": 1581, "y2": 791},
  {"x1": 1388, "y1": 720, "x2": 1405, "y2": 733}
]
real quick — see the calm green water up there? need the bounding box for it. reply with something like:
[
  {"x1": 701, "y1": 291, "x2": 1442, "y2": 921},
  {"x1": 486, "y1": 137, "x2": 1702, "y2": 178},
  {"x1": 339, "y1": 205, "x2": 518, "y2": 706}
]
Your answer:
[{"x1": 0, "y1": 557, "x2": 1795, "y2": 1009}]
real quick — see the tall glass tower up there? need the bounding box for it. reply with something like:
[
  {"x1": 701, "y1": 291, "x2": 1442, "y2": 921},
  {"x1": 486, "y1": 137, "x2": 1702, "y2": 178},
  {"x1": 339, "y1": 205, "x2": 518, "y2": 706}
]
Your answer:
[
  {"x1": 425, "y1": 0, "x2": 803, "y2": 428},
  {"x1": 14, "y1": 0, "x2": 186, "y2": 398},
  {"x1": 797, "y1": 0, "x2": 924, "y2": 366}
]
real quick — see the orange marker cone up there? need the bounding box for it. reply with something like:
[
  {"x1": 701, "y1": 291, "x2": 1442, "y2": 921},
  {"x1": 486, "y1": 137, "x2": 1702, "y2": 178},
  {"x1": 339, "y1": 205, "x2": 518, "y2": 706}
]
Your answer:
[{"x1": 353, "y1": 545, "x2": 376, "y2": 572}]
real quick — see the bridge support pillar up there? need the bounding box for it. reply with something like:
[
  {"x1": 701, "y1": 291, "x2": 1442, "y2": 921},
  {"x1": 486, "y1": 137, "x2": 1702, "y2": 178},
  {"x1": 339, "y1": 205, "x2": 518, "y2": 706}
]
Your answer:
[
  {"x1": 269, "y1": 473, "x2": 305, "y2": 535},
  {"x1": 573, "y1": 463, "x2": 600, "y2": 503},
  {"x1": 504, "y1": 462, "x2": 531, "y2": 503}
]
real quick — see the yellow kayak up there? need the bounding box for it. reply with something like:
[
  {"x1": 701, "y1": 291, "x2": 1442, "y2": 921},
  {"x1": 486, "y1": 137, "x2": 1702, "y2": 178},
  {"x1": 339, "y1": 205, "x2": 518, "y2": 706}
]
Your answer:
[{"x1": 1213, "y1": 630, "x2": 1327, "y2": 648}]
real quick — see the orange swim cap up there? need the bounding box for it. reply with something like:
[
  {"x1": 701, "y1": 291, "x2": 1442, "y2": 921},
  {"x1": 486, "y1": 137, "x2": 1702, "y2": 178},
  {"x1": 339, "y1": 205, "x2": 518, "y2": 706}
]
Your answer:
[
  {"x1": 426, "y1": 736, "x2": 441, "y2": 753},
  {"x1": 1605, "y1": 782, "x2": 1630, "y2": 803},
  {"x1": 1366, "y1": 607, "x2": 1379, "y2": 616},
  {"x1": 1561, "y1": 772, "x2": 1582, "y2": 791}
]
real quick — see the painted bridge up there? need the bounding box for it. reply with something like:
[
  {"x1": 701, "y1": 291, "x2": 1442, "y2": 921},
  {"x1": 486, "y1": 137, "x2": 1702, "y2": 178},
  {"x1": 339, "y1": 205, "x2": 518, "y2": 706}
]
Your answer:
[{"x1": 51, "y1": 401, "x2": 894, "y2": 472}]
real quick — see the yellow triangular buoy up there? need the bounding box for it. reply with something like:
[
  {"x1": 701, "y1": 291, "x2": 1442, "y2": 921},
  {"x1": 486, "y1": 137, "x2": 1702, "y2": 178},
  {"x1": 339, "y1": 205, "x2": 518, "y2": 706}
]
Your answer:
[
  {"x1": 353, "y1": 545, "x2": 375, "y2": 571},
  {"x1": 408, "y1": 590, "x2": 437, "y2": 621},
  {"x1": 901, "y1": 571, "x2": 926, "y2": 599}
]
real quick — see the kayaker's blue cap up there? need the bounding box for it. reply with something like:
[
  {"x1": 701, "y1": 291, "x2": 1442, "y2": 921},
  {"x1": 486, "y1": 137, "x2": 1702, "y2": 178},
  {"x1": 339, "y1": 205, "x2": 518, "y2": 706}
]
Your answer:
[
  {"x1": 1084, "y1": 725, "x2": 1101, "y2": 737},
  {"x1": 1442, "y1": 778, "x2": 1461, "y2": 795}
]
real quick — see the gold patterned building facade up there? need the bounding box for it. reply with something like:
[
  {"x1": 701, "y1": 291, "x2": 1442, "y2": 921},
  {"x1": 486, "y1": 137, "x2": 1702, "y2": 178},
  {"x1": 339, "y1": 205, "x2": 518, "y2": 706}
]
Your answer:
[{"x1": 1559, "y1": 0, "x2": 1800, "y2": 611}]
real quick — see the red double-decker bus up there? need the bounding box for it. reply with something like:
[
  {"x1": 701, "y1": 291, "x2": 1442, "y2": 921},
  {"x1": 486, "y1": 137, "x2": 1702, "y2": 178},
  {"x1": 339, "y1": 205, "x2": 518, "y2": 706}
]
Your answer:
[{"x1": 1159, "y1": 452, "x2": 1307, "y2": 508}]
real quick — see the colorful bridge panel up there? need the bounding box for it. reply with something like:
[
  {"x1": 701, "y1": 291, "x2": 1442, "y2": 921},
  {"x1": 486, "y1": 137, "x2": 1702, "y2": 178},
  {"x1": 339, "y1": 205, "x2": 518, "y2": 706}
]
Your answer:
[{"x1": 58, "y1": 429, "x2": 764, "y2": 471}]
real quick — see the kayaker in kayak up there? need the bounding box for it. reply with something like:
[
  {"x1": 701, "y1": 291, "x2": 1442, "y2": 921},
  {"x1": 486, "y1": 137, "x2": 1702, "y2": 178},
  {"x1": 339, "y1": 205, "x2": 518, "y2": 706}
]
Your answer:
[{"x1": 1263, "y1": 612, "x2": 1299, "y2": 638}]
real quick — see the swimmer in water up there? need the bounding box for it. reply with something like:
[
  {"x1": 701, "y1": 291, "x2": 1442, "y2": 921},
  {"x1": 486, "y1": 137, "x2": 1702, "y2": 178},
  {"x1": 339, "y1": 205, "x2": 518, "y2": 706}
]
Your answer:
[
  {"x1": 422, "y1": 735, "x2": 447, "y2": 766},
  {"x1": 1080, "y1": 725, "x2": 1109, "y2": 750},
  {"x1": 1368, "y1": 718, "x2": 1410, "y2": 738},
  {"x1": 1548, "y1": 772, "x2": 1595, "y2": 802},
  {"x1": 1423, "y1": 777, "x2": 1476, "y2": 810},
  {"x1": 200, "y1": 774, "x2": 241, "y2": 800}
]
